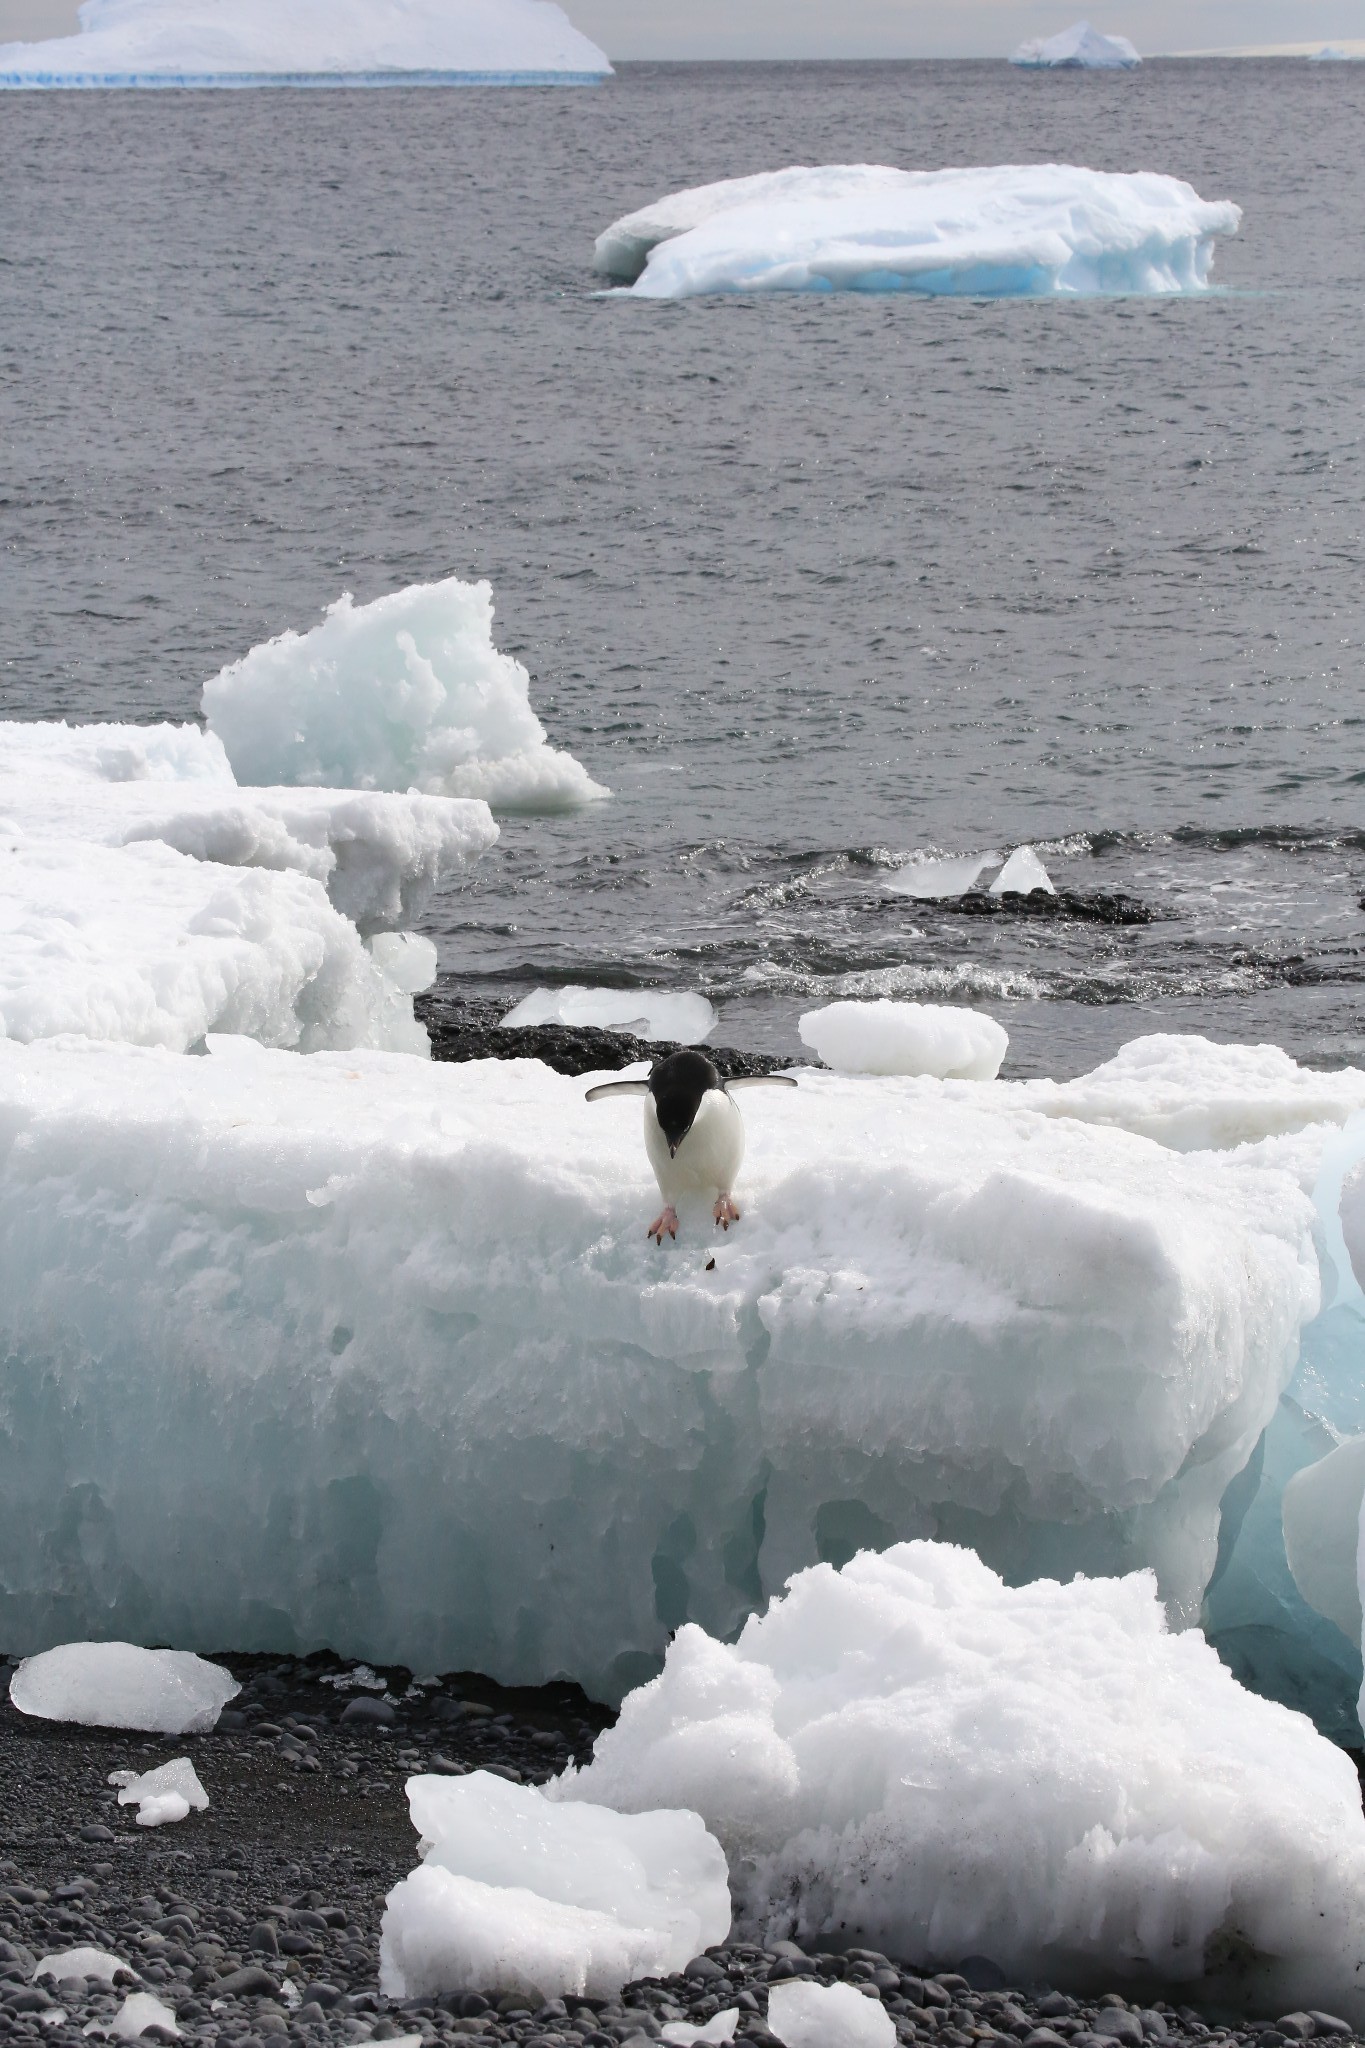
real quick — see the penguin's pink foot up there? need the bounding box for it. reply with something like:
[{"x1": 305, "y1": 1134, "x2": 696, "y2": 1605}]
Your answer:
[
  {"x1": 714, "y1": 1192, "x2": 741, "y2": 1230},
  {"x1": 648, "y1": 1205, "x2": 679, "y2": 1245}
]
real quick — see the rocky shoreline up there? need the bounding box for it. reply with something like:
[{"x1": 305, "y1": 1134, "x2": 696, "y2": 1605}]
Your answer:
[
  {"x1": 1, "y1": 1654, "x2": 1358, "y2": 2048},
  {"x1": 414, "y1": 990, "x2": 803, "y2": 1080}
]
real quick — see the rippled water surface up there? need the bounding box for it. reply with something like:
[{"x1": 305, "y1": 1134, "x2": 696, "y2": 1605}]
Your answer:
[{"x1": 4, "y1": 61, "x2": 1364, "y2": 1074}]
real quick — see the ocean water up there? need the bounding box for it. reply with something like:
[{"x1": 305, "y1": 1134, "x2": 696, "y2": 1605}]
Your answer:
[{"x1": 3, "y1": 60, "x2": 1364, "y2": 1077}]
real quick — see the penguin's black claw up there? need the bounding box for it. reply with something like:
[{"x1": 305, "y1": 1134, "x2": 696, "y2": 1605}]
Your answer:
[
  {"x1": 647, "y1": 1206, "x2": 679, "y2": 1245},
  {"x1": 714, "y1": 1193, "x2": 741, "y2": 1231}
]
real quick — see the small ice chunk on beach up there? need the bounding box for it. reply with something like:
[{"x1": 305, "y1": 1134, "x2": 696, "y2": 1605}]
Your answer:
[
  {"x1": 561, "y1": 1541, "x2": 1365, "y2": 2016},
  {"x1": 883, "y1": 851, "x2": 1001, "y2": 898},
  {"x1": 501, "y1": 986, "x2": 716, "y2": 1043},
  {"x1": 110, "y1": 1757, "x2": 209, "y2": 1827},
  {"x1": 203, "y1": 576, "x2": 607, "y2": 814},
  {"x1": 110, "y1": 1992, "x2": 180, "y2": 2039},
  {"x1": 34, "y1": 1949, "x2": 134, "y2": 1986},
  {"x1": 1011, "y1": 21, "x2": 1141, "y2": 67},
  {"x1": 798, "y1": 1000, "x2": 1007, "y2": 1080},
  {"x1": 8, "y1": 1643, "x2": 238, "y2": 1733},
  {"x1": 768, "y1": 1982, "x2": 895, "y2": 2048},
  {"x1": 595, "y1": 164, "x2": 1237, "y2": 300},
  {"x1": 661, "y1": 2016, "x2": 740, "y2": 2046},
  {"x1": 379, "y1": 1770, "x2": 731, "y2": 2000},
  {"x1": 989, "y1": 845, "x2": 1054, "y2": 895}
]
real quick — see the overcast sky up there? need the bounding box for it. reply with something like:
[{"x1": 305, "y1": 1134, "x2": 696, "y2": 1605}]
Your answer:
[{"x1": 1, "y1": 0, "x2": 1362, "y2": 61}]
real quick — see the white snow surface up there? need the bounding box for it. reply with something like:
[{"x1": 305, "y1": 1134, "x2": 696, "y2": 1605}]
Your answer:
[
  {"x1": 501, "y1": 987, "x2": 716, "y2": 1043},
  {"x1": 1021, "y1": 1035, "x2": 1365, "y2": 1152},
  {"x1": 0, "y1": 0, "x2": 611, "y2": 85},
  {"x1": 560, "y1": 1541, "x2": 1365, "y2": 2016},
  {"x1": 798, "y1": 1001, "x2": 1007, "y2": 1080},
  {"x1": 203, "y1": 578, "x2": 607, "y2": 813},
  {"x1": 0, "y1": 1038, "x2": 1317, "y2": 1695},
  {"x1": 33, "y1": 1949, "x2": 133, "y2": 1986},
  {"x1": 111, "y1": 1756, "x2": 209, "y2": 1827},
  {"x1": 111, "y1": 1993, "x2": 179, "y2": 2039},
  {"x1": 7, "y1": 1644, "x2": 238, "y2": 1732},
  {"x1": 594, "y1": 165, "x2": 1238, "y2": 300},
  {"x1": 1011, "y1": 21, "x2": 1141, "y2": 66},
  {"x1": 767, "y1": 1983, "x2": 895, "y2": 2048},
  {"x1": 379, "y1": 1772, "x2": 730, "y2": 1999},
  {"x1": 990, "y1": 844, "x2": 1054, "y2": 895}
]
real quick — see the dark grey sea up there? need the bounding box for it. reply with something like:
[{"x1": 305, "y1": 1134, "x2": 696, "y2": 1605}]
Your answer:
[{"x1": 4, "y1": 59, "x2": 1364, "y2": 1075}]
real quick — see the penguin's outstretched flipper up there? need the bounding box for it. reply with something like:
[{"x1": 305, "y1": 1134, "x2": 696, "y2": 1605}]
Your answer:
[
  {"x1": 585, "y1": 1078, "x2": 651, "y2": 1101},
  {"x1": 725, "y1": 1074, "x2": 798, "y2": 1090}
]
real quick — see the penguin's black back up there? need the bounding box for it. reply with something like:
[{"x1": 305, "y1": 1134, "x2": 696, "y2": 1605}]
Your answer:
[{"x1": 649, "y1": 1049, "x2": 722, "y2": 1152}]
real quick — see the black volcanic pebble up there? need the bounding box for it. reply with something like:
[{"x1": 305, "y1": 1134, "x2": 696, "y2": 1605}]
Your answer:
[{"x1": 0, "y1": 1659, "x2": 1359, "y2": 2048}]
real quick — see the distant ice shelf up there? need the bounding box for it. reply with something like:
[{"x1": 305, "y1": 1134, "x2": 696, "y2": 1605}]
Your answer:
[
  {"x1": 0, "y1": 0, "x2": 612, "y2": 86},
  {"x1": 594, "y1": 164, "x2": 1239, "y2": 299},
  {"x1": 1010, "y1": 20, "x2": 1141, "y2": 67}
]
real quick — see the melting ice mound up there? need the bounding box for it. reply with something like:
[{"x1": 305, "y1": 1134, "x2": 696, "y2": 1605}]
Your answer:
[
  {"x1": 8, "y1": 1642, "x2": 238, "y2": 1732},
  {"x1": 561, "y1": 1542, "x2": 1365, "y2": 2018},
  {"x1": 0, "y1": 1036, "x2": 1318, "y2": 1699},
  {"x1": 501, "y1": 987, "x2": 716, "y2": 1043},
  {"x1": 203, "y1": 577, "x2": 608, "y2": 814},
  {"x1": 379, "y1": 1773, "x2": 731, "y2": 1999},
  {"x1": 798, "y1": 1000, "x2": 1007, "y2": 1080},
  {"x1": 593, "y1": 164, "x2": 1239, "y2": 299},
  {"x1": 1011, "y1": 20, "x2": 1141, "y2": 67},
  {"x1": 0, "y1": 0, "x2": 612, "y2": 87}
]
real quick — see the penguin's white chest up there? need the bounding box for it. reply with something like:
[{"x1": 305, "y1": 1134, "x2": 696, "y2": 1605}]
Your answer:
[{"x1": 645, "y1": 1087, "x2": 745, "y2": 1202}]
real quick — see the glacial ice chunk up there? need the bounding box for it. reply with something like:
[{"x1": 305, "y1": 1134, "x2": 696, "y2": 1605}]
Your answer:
[
  {"x1": 501, "y1": 987, "x2": 716, "y2": 1043},
  {"x1": 111, "y1": 1993, "x2": 180, "y2": 2040},
  {"x1": 1283, "y1": 1436, "x2": 1365, "y2": 1643},
  {"x1": 378, "y1": 1772, "x2": 730, "y2": 1999},
  {"x1": 8, "y1": 1643, "x2": 238, "y2": 1732},
  {"x1": 34, "y1": 1949, "x2": 134, "y2": 1986},
  {"x1": 0, "y1": 1039, "x2": 1317, "y2": 1698},
  {"x1": 767, "y1": 1983, "x2": 895, "y2": 2048},
  {"x1": 798, "y1": 1000, "x2": 1007, "y2": 1080},
  {"x1": 595, "y1": 164, "x2": 1238, "y2": 300},
  {"x1": 203, "y1": 578, "x2": 607, "y2": 813},
  {"x1": 367, "y1": 933, "x2": 440, "y2": 994},
  {"x1": 0, "y1": 0, "x2": 612, "y2": 86},
  {"x1": 989, "y1": 844, "x2": 1054, "y2": 895},
  {"x1": 110, "y1": 1756, "x2": 209, "y2": 1827},
  {"x1": 1011, "y1": 21, "x2": 1141, "y2": 67},
  {"x1": 560, "y1": 1541, "x2": 1365, "y2": 2017},
  {"x1": 883, "y1": 851, "x2": 1001, "y2": 899},
  {"x1": 661, "y1": 2018, "x2": 740, "y2": 2046}
]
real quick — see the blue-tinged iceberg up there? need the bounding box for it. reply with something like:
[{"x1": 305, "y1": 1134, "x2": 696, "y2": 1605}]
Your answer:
[
  {"x1": 0, "y1": 0, "x2": 612, "y2": 87},
  {"x1": 1011, "y1": 19, "x2": 1141, "y2": 66},
  {"x1": 594, "y1": 163, "x2": 1239, "y2": 300}
]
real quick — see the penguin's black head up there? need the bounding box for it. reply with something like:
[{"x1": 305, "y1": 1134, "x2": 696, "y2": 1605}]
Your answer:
[{"x1": 649, "y1": 1049, "x2": 722, "y2": 1156}]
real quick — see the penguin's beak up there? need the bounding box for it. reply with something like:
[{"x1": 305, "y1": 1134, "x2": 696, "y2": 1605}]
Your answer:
[{"x1": 669, "y1": 1142, "x2": 678, "y2": 1157}]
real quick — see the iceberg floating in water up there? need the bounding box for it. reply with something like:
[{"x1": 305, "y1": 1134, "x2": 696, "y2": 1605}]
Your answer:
[
  {"x1": 989, "y1": 843, "x2": 1054, "y2": 894},
  {"x1": 560, "y1": 1541, "x2": 1365, "y2": 2018},
  {"x1": 0, "y1": 1037, "x2": 1316, "y2": 1698},
  {"x1": 797, "y1": 1000, "x2": 1007, "y2": 1080},
  {"x1": 501, "y1": 987, "x2": 716, "y2": 1043},
  {"x1": 8, "y1": 1642, "x2": 238, "y2": 1732},
  {"x1": 1011, "y1": 20, "x2": 1141, "y2": 67},
  {"x1": 594, "y1": 164, "x2": 1238, "y2": 300},
  {"x1": 0, "y1": 0, "x2": 612, "y2": 87},
  {"x1": 203, "y1": 577, "x2": 608, "y2": 814},
  {"x1": 379, "y1": 1772, "x2": 731, "y2": 2000}
]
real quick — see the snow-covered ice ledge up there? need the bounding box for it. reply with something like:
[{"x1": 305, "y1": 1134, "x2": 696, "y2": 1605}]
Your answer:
[{"x1": 0, "y1": 1040, "x2": 1315, "y2": 1701}]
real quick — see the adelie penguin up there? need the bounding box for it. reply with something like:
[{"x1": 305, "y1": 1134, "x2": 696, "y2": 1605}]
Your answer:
[{"x1": 587, "y1": 1048, "x2": 797, "y2": 1244}]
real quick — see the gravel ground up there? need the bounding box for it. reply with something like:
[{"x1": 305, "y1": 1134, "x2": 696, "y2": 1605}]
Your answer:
[{"x1": 0, "y1": 1652, "x2": 1360, "y2": 2048}]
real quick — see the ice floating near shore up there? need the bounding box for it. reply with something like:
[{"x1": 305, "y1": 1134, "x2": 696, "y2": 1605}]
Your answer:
[
  {"x1": 798, "y1": 1000, "x2": 1007, "y2": 1080},
  {"x1": 562, "y1": 1542, "x2": 1365, "y2": 2018},
  {"x1": 1011, "y1": 21, "x2": 1141, "y2": 67},
  {"x1": 111, "y1": 1755, "x2": 210, "y2": 1827},
  {"x1": 883, "y1": 850, "x2": 1001, "y2": 899},
  {"x1": 0, "y1": 0, "x2": 612, "y2": 88},
  {"x1": 204, "y1": 577, "x2": 607, "y2": 813},
  {"x1": 501, "y1": 987, "x2": 716, "y2": 1043},
  {"x1": 379, "y1": 1772, "x2": 730, "y2": 1999},
  {"x1": 594, "y1": 164, "x2": 1238, "y2": 299},
  {"x1": 0, "y1": 1038, "x2": 1316, "y2": 1697},
  {"x1": 989, "y1": 844, "x2": 1054, "y2": 894},
  {"x1": 8, "y1": 1643, "x2": 238, "y2": 1732}
]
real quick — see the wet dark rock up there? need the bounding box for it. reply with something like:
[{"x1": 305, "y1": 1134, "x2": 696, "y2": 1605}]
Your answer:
[
  {"x1": 879, "y1": 889, "x2": 1158, "y2": 926},
  {"x1": 416, "y1": 989, "x2": 802, "y2": 1081}
]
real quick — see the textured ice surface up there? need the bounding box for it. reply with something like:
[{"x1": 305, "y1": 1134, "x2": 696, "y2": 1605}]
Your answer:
[
  {"x1": 8, "y1": 1643, "x2": 238, "y2": 1732},
  {"x1": 501, "y1": 987, "x2": 716, "y2": 1043},
  {"x1": 1283, "y1": 1435, "x2": 1365, "y2": 1641},
  {"x1": 33, "y1": 1949, "x2": 133, "y2": 1985},
  {"x1": 111, "y1": 1756, "x2": 209, "y2": 1827},
  {"x1": 379, "y1": 1772, "x2": 730, "y2": 1999},
  {"x1": 595, "y1": 165, "x2": 1238, "y2": 299},
  {"x1": 661, "y1": 2018, "x2": 739, "y2": 2046},
  {"x1": 767, "y1": 1983, "x2": 895, "y2": 2048},
  {"x1": 0, "y1": 1039, "x2": 1316, "y2": 1696},
  {"x1": 204, "y1": 578, "x2": 607, "y2": 813},
  {"x1": 989, "y1": 844, "x2": 1054, "y2": 895},
  {"x1": 1011, "y1": 21, "x2": 1141, "y2": 66},
  {"x1": 883, "y1": 851, "x2": 1001, "y2": 899},
  {"x1": 0, "y1": 0, "x2": 611, "y2": 85},
  {"x1": 797, "y1": 1000, "x2": 1007, "y2": 1080},
  {"x1": 563, "y1": 1542, "x2": 1365, "y2": 2017},
  {"x1": 111, "y1": 1993, "x2": 179, "y2": 2039}
]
